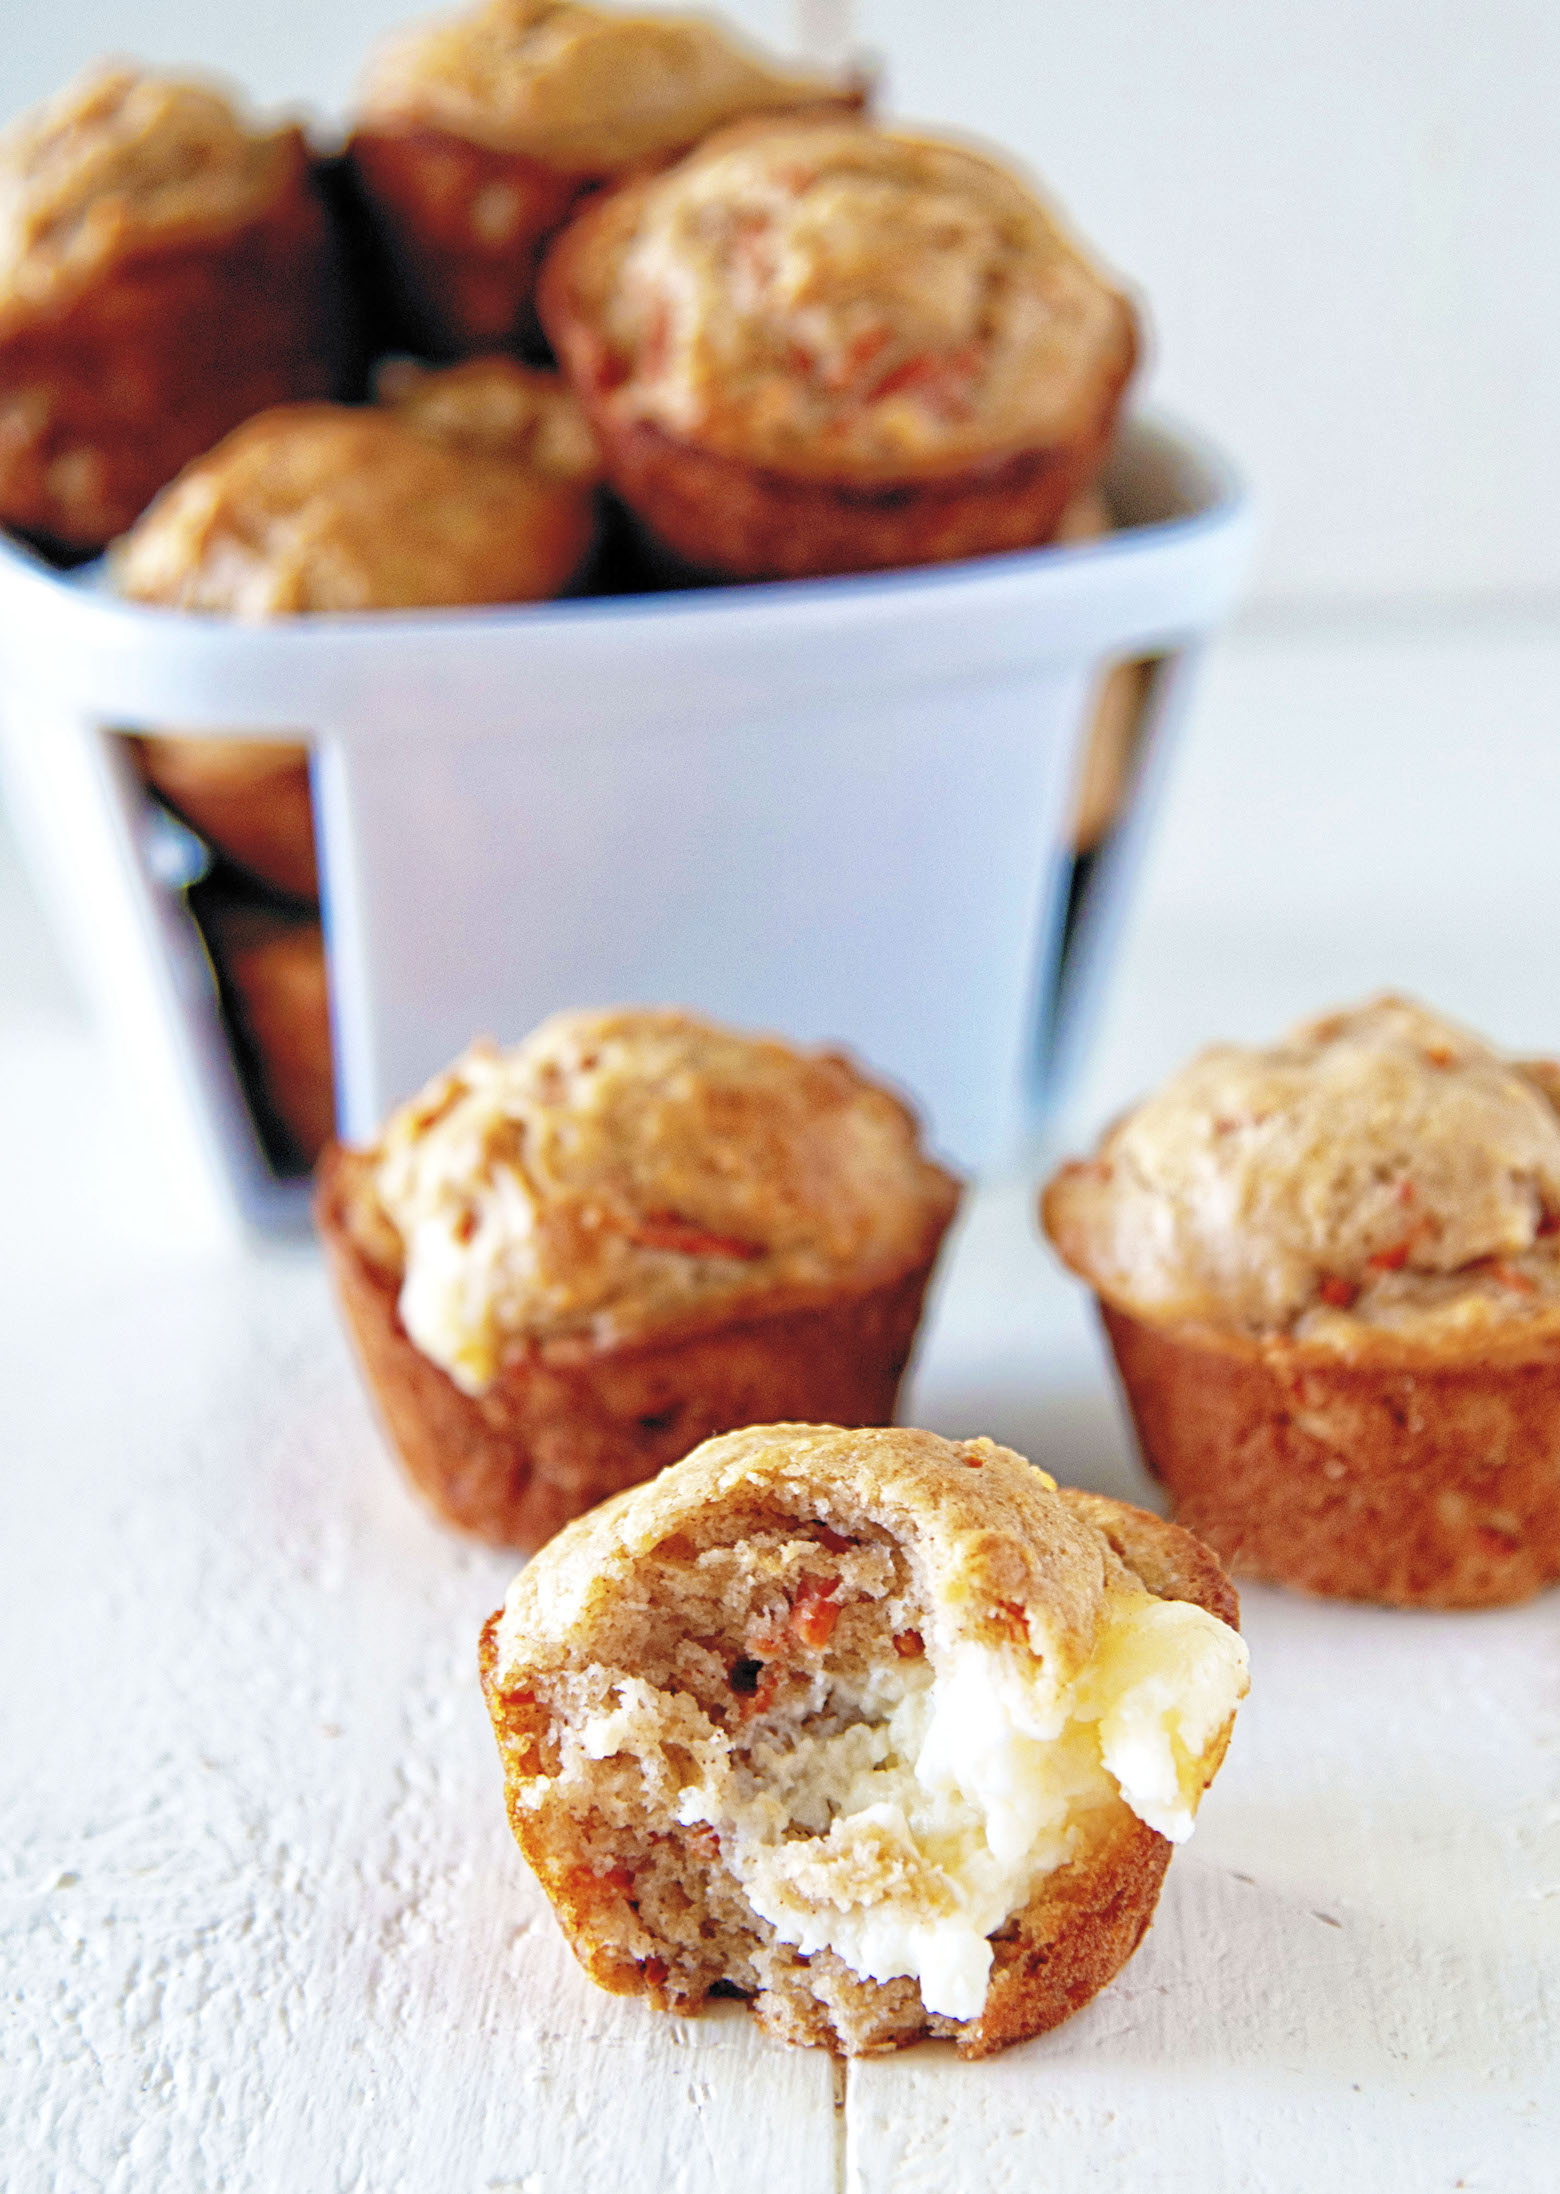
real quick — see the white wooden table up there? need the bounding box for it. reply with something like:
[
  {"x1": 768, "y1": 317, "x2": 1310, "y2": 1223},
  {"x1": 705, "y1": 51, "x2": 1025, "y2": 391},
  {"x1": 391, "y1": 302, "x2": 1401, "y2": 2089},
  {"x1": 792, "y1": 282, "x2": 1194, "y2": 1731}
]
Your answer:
[{"x1": 5, "y1": 617, "x2": 1558, "y2": 2192}]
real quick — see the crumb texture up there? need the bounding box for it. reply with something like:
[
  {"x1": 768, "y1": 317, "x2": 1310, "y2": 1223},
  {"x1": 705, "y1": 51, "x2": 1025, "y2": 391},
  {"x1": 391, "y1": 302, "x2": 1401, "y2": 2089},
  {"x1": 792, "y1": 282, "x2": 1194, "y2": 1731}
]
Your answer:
[
  {"x1": 482, "y1": 1424, "x2": 1245, "y2": 2053},
  {"x1": 354, "y1": 1009, "x2": 958, "y2": 1395},
  {"x1": 1045, "y1": 995, "x2": 1560, "y2": 1344}
]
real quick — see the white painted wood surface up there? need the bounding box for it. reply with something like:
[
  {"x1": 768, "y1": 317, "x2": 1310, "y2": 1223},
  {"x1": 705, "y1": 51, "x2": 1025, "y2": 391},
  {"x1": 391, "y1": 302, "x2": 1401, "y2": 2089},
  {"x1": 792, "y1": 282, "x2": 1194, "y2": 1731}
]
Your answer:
[{"x1": 5, "y1": 622, "x2": 1559, "y2": 2190}]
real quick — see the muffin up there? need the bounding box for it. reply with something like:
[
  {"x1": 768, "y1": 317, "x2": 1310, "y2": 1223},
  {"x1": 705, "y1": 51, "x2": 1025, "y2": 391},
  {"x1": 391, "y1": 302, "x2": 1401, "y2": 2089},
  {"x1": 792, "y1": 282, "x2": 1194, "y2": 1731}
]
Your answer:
[
  {"x1": 118, "y1": 357, "x2": 600, "y2": 900},
  {"x1": 348, "y1": 0, "x2": 858, "y2": 356},
  {"x1": 479, "y1": 1423, "x2": 1248, "y2": 2056},
  {"x1": 317, "y1": 1010, "x2": 961, "y2": 1549},
  {"x1": 127, "y1": 734, "x2": 319, "y2": 904},
  {"x1": 540, "y1": 114, "x2": 1138, "y2": 581},
  {"x1": 198, "y1": 895, "x2": 335, "y2": 1167},
  {"x1": 0, "y1": 65, "x2": 339, "y2": 556},
  {"x1": 1043, "y1": 996, "x2": 1560, "y2": 1608},
  {"x1": 115, "y1": 361, "x2": 599, "y2": 616}
]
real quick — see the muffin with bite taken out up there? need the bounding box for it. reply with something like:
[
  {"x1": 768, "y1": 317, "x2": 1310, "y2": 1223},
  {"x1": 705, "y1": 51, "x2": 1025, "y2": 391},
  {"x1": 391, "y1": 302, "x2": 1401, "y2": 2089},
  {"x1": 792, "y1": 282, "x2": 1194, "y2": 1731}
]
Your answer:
[
  {"x1": 1043, "y1": 996, "x2": 1560, "y2": 1609},
  {"x1": 479, "y1": 1422, "x2": 1248, "y2": 2055}
]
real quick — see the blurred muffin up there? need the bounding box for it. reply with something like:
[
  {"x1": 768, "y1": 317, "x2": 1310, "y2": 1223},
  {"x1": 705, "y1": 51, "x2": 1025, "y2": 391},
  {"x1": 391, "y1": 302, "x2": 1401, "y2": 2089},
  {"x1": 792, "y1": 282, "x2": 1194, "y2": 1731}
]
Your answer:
[
  {"x1": 349, "y1": 0, "x2": 858, "y2": 355},
  {"x1": 115, "y1": 364, "x2": 599, "y2": 615},
  {"x1": 118, "y1": 359, "x2": 599, "y2": 899},
  {"x1": 0, "y1": 65, "x2": 339, "y2": 555},
  {"x1": 1043, "y1": 996, "x2": 1560, "y2": 1608},
  {"x1": 200, "y1": 895, "x2": 335, "y2": 1166},
  {"x1": 480, "y1": 1423, "x2": 1247, "y2": 2055},
  {"x1": 128, "y1": 734, "x2": 319, "y2": 904},
  {"x1": 317, "y1": 1009, "x2": 961, "y2": 1549},
  {"x1": 541, "y1": 115, "x2": 1138, "y2": 580}
]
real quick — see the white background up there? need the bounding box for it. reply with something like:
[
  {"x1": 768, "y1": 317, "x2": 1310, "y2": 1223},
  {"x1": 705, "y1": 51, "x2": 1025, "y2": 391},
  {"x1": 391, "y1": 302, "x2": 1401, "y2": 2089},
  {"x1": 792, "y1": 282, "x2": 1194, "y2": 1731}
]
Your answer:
[{"x1": 5, "y1": 0, "x2": 1560, "y2": 613}]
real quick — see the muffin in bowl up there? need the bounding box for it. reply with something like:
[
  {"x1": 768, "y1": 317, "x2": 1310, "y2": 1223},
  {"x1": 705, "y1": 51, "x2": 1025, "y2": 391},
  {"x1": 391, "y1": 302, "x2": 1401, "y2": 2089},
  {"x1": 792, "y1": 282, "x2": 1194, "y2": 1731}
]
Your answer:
[
  {"x1": 540, "y1": 113, "x2": 1138, "y2": 580},
  {"x1": 1042, "y1": 996, "x2": 1560, "y2": 1608},
  {"x1": 348, "y1": 0, "x2": 859, "y2": 355},
  {"x1": 115, "y1": 356, "x2": 600, "y2": 617},
  {"x1": 317, "y1": 1009, "x2": 962, "y2": 1549},
  {"x1": 118, "y1": 354, "x2": 601, "y2": 902},
  {"x1": 480, "y1": 1423, "x2": 1248, "y2": 2055},
  {"x1": 197, "y1": 895, "x2": 335, "y2": 1167},
  {"x1": 0, "y1": 65, "x2": 339, "y2": 555}
]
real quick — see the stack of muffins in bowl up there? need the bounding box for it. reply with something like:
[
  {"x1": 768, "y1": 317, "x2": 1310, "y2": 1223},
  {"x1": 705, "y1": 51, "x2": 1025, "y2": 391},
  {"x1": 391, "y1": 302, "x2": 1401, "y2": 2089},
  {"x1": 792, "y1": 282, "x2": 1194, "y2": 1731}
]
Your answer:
[{"x1": 0, "y1": 0, "x2": 1146, "y2": 1178}]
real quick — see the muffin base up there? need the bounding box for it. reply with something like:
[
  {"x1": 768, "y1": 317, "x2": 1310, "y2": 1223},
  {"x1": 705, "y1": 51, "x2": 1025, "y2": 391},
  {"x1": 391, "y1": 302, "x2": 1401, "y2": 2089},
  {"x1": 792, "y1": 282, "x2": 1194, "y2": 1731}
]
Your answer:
[
  {"x1": 348, "y1": 127, "x2": 591, "y2": 355},
  {"x1": 317, "y1": 1147, "x2": 955, "y2": 1549},
  {"x1": 582, "y1": 411, "x2": 1132, "y2": 583},
  {"x1": 1099, "y1": 1300, "x2": 1560, "y2": 1608},
  {"x1": 131, "y1": 735, "x2": 317, "y2": 903},
  {"x1": 0, "y1": 136, "x2": 338, "y2": 554},
  {"x1": 203, "y1": 899, "x2": 334, "y2": 1168}
]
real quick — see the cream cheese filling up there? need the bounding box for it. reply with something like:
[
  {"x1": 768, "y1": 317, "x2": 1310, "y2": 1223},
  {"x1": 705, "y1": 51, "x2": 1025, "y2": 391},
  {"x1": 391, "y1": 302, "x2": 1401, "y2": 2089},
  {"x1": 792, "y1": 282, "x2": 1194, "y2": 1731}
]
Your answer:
[{"x1": 579, "y1": 1590, "x2": 1247, "y2": 2023}]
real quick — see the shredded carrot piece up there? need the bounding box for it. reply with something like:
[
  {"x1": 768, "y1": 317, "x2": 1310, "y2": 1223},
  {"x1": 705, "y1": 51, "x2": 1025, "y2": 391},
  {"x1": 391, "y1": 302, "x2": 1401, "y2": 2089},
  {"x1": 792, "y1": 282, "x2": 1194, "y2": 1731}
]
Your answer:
[
  {"x1": 790, "y1": 1574, "x2": 841, "y2": 1649},
  {"x1": 630, "y1": 1211, "x2": 765, "y2": 1260},
  {"x1": 1368, "y1": 1241, "x2": 1411, "y2": 1273},
  {"x1": 893, "y1": 1629, "x2": 924, "y2": 1659},
  {"x1": 1318, "y1": 1276, "x2": 1358, "y2": 1309}
]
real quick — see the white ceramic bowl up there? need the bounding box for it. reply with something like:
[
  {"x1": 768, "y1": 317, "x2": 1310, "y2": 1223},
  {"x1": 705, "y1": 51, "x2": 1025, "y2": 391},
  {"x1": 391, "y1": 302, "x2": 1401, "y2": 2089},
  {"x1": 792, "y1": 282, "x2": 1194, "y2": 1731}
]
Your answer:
[{"x1": 0, "y1": 414, "x2": 1251, "y2": 1239}]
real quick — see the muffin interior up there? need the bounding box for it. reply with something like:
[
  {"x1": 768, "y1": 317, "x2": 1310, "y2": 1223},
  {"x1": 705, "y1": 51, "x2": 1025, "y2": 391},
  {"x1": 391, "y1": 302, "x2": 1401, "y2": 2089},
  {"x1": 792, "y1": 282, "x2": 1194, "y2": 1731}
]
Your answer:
[{"x1": 484, "y1": 1441, "x2": 1246, "y2": 2045}]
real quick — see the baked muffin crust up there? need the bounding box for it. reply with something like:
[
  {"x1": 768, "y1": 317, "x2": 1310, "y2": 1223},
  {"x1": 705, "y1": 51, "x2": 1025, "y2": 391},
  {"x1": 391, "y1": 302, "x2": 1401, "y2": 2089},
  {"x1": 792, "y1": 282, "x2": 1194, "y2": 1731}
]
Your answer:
[
  {"x1": 351, "y1": 1008, "x2": 960, "y2": 1393},
  {"x1": 0, "y1": 65, "x2": 338, "y2": 553},
  {"x1": 114, "y1": 380, "x2": 596, "y2": 615},
  {"x1": 0, "y1": 66, "x2": 297, "y2": 321},
  {"x1": 481, "y1": 1424, "x2": 1246, "y2": 2053},
  {"x1": 556, "y1": 116, "x2": 1136, "y2": 481},
  {"x1": 357, "y1": 0, "x2": 854, "y2": 172},
  {"x1": 1045, "y1": 995, "x2": 1560, "y2": 1352}
]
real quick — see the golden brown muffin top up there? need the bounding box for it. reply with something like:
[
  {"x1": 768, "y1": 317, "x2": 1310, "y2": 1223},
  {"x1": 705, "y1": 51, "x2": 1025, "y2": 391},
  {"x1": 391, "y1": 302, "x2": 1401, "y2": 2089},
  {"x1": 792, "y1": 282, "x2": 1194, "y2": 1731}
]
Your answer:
[
  {"x1": 113, "y1": 365, "x2": 597, "y2": 615},
  {"x1": 494, "y1": 1423, "x2": 1241, "y2": 1684},
  {"x1": 375, "y1": 353, "x2": 601, "y2": 481},
  {"x1": 0, "y1": 65, "x2": 298, "y2": 322},
  {"x1": 1044, "y1": 995, "x2": 1560, "y2": 1348},
  {"x1": 348, "y1": 1009, "x2": 960, "y2": 1393},
  {"x1": 562, "y1": 115, "x2": 1135, "y2": 479},
  {"x1": 356, "y1": 0, "x2": 853, "y2": 171}
]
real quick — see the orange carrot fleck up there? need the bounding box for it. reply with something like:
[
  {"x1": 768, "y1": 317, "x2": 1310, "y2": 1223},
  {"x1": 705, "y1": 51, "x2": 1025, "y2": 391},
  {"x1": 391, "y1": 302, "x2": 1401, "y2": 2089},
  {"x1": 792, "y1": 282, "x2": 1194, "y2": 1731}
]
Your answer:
[
  {"x1": 1368, "y1": 1241, "x2": 1411, "y2": 1273},
  {"x1": 1318, "y1": 1276, "x2": 1358, "y2": 1309},
  {"x1": 995, "y1": 1600, "x2": 1029, "y2": 1647},
  {"x1": 893, "y1": 1630, "x2": 925, "y2": 1659},
  {"x1": 630, "y1": 1211, "x2": 765, "y2": 1260},
  {"x1": 790, "y1": 1574, "x2": 841, "y2": 1649}
]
